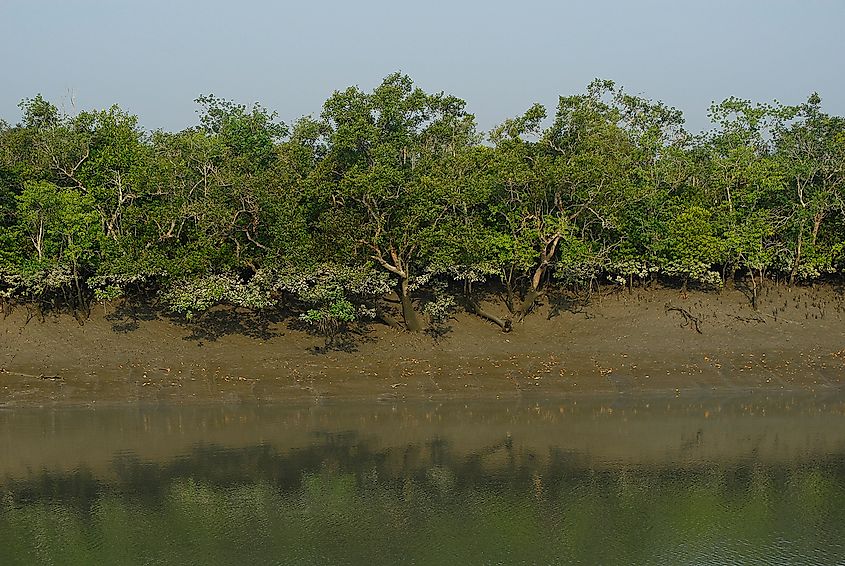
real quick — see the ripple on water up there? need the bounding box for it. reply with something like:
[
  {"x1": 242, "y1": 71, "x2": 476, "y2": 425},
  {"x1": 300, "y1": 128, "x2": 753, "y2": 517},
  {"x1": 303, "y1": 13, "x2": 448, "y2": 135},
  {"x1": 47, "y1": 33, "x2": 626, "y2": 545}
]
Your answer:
[{"x1": 1, "y1": 394, "x2": 845, "y2": 564}]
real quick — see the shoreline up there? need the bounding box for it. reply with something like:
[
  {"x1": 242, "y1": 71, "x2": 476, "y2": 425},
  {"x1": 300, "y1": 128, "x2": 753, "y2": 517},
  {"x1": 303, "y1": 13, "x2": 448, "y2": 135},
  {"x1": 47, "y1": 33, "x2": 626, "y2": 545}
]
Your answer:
[{"x1": 2, "y1": 284, "x2": 844, "y2": 407}]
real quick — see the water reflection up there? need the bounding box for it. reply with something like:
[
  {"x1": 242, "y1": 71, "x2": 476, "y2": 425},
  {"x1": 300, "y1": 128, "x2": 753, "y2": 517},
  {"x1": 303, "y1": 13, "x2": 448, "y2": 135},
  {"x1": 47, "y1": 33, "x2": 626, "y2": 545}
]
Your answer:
[{"x1": 2, "y1": 393, "x2": 845, "y2": 565}]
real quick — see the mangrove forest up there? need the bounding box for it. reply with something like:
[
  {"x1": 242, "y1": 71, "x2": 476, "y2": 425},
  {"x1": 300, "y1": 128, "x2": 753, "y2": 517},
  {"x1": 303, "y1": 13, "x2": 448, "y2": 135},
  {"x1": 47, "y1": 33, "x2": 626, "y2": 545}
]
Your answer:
[{"x1": 1, "y1": 74, "x2": 844, "y2": 335}]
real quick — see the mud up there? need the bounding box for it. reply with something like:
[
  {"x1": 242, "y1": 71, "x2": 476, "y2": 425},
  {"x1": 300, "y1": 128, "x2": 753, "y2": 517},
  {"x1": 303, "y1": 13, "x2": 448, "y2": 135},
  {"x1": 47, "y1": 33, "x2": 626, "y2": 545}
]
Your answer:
[{"x1": 1, "y1": 284, "x2": 844, "y2": 407}]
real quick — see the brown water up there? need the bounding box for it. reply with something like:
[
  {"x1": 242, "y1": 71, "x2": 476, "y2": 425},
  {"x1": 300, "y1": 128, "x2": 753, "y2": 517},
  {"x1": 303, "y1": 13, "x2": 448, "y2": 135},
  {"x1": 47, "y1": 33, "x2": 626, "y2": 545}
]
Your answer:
[{"x1": 2, "y1": 391, "x2": 845, "y2": 564}]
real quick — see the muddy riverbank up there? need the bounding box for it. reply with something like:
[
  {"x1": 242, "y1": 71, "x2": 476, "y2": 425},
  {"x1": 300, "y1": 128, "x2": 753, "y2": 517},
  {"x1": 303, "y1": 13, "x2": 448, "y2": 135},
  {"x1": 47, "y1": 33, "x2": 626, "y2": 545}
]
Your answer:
[{"x1": 1, "y1": 284, "x2": 844, "y2": 407}]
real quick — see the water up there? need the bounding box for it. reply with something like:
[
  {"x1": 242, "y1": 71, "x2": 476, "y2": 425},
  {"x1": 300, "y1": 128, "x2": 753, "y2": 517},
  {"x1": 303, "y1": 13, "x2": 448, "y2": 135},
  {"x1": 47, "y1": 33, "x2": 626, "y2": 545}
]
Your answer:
[{"x1": 2, "y1": 392, "x2": 845, "y2": 565}]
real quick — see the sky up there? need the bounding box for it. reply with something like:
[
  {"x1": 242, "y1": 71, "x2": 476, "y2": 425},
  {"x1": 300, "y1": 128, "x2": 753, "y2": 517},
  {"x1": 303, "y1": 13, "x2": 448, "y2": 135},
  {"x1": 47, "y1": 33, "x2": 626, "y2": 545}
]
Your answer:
[{"x1": 2, "y1": 0, "x2": 843, "y2": 135}]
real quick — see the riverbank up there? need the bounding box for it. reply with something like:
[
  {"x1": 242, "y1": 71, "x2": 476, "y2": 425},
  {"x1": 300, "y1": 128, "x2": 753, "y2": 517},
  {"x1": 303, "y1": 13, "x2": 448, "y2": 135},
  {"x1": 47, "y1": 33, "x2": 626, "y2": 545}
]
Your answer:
[{"x1": 1, "y1": 284, "x2": 844, "y2": 406}]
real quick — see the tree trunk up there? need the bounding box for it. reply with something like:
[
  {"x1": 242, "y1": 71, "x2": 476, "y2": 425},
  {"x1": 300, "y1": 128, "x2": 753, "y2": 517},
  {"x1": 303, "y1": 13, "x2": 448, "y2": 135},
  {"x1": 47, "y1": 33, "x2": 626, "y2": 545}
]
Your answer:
[
  {"x1": 369, "y1": 247, "x2": 423, "y2": 332},
  {"x1": 502, "y1": 268, "x2": 516, "y2": 314},
  {"x1": 71, "y1": 259, "x2": 89, "y2": 322},
  {"x1": 812, "y1": 212, "x2": 824, "y2": 246},
  {"x1": 516, "y1": 234, "x2": 560, "y2": 321},
  {"x1": 517, "y1": 260, "x2": 549, "y2": 320},
  {"x1": 464, "y1": 285, "x2": 512, "y2": 332},
  {"x1": 398, "y1": 277, "x2": 423, "y2": 332},
  {"x1": 377, "y1": 309, "x2": 405, "y2": 331},
  {"x1": 517, "y1": 287, "x2": 543, "y2": 321},
  {"x1": 789, "y1": 223, "x2": 804, "y2": 286},
  {"x1": 750, "y1": 270, "x2": 758, "y2": 310}
]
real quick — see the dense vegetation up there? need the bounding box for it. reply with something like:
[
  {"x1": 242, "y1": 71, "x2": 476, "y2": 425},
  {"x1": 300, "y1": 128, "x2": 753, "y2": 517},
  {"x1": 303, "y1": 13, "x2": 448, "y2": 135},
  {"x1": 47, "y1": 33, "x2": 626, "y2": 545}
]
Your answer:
[{"x1": 1, "y1": 74, "x2": 843, "y2": 334}]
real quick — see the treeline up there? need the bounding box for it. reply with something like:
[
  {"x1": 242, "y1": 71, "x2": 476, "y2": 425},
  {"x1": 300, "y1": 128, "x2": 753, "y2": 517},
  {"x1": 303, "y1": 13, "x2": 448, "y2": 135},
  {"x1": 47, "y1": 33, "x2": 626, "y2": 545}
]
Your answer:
[{"x1": 0, "y1": 74, "x2": 843, "y2": 335}]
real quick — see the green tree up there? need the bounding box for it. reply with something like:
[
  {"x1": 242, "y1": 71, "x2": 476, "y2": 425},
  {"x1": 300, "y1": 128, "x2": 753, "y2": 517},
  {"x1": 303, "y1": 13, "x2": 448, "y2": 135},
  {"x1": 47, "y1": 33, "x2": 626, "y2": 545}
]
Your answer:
[
  {"x1": 312, "y1": 73, "x2": 477, "y2": 331},
  {"x1": 774, "y1": 94, "x2": 845, "y2": 281}
]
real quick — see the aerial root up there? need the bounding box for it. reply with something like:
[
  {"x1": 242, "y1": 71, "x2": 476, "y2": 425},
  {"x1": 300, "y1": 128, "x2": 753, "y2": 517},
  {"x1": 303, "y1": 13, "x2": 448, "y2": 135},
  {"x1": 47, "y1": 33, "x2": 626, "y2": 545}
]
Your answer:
[{"x1": 665, "y1": 305, "x2": 703, "y2": 334}]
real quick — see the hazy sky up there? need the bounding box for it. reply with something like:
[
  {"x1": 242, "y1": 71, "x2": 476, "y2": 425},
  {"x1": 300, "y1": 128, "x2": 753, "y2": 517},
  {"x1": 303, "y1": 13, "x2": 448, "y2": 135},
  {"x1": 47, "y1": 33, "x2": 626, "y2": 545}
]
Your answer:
[{"x1": 2, "y1": 0, "x2": 843, "y2": 135}]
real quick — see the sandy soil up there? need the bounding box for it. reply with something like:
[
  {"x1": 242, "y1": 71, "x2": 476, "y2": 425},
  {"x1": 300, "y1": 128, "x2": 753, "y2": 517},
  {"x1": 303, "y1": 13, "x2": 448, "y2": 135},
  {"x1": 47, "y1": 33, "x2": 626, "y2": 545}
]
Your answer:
[{"x1": 1, "y1": 283, "x2": 844, "y2": 406}]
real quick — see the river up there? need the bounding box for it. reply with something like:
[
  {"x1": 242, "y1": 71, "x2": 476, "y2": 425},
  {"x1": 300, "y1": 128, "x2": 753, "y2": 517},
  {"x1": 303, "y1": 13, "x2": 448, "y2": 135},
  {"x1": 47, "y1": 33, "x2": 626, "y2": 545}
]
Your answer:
[{"x1": 2, "y1": 391, "x2": 845, "y2": 564}]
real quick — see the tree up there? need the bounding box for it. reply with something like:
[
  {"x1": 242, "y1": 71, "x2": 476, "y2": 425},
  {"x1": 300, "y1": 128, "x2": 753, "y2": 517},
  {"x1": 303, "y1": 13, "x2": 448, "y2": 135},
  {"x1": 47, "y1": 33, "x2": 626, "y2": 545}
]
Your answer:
[
  {"x1": 15, "y1": 180, "x2": 102, "y2": 312},
  {"x1": 773, "y1": 94, "x2": 845, "y2": 282},
  {"x1": 312, "y1": 73, "x2": 477, "y2": 331},
  {"x1": 1, "y1": 78, "x2": 844, "y2": 334}
]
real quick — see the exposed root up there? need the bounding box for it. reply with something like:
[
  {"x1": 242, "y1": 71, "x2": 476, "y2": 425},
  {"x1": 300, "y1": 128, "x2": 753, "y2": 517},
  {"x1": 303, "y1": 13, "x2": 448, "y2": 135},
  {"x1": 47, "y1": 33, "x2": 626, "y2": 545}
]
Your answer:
[
  {"x1": 0, "y1": 368, "x2": 62, "y2": 380},
  {"x1": 666, "y1": 305, "x2": 702, "y2": 334},
  {"x1": 466, "y1": 298, "x2": 512, "y2": 332}
]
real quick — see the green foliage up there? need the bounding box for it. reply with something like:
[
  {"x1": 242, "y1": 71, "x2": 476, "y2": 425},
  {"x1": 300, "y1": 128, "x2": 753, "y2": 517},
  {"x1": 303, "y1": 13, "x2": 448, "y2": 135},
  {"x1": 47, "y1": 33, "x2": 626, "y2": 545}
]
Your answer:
[
  {"x1": 299, "y1": 293, "x2": 356, "y2": 343},
  {"x1": 16, "y1": 181, "x2": 102, "y2": 268},
  {"x1": 195, "y1": 94, "x2": 287, "y2": 170},
  {"x1": 279, "y1": 263, "x2": 390, "y2": 319},
  {"x1": 162, "y1": 272, "x2": 277, "y2": 320},
  {"x1": 659, "y1": 206, "x2": 724, "y2": 285},
  {"x1": 0, "y1": 77, "x2": 843, "y2": 328},
  {"x1": 280, "y1": 263, "x2": 389, "y2": 342}
]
